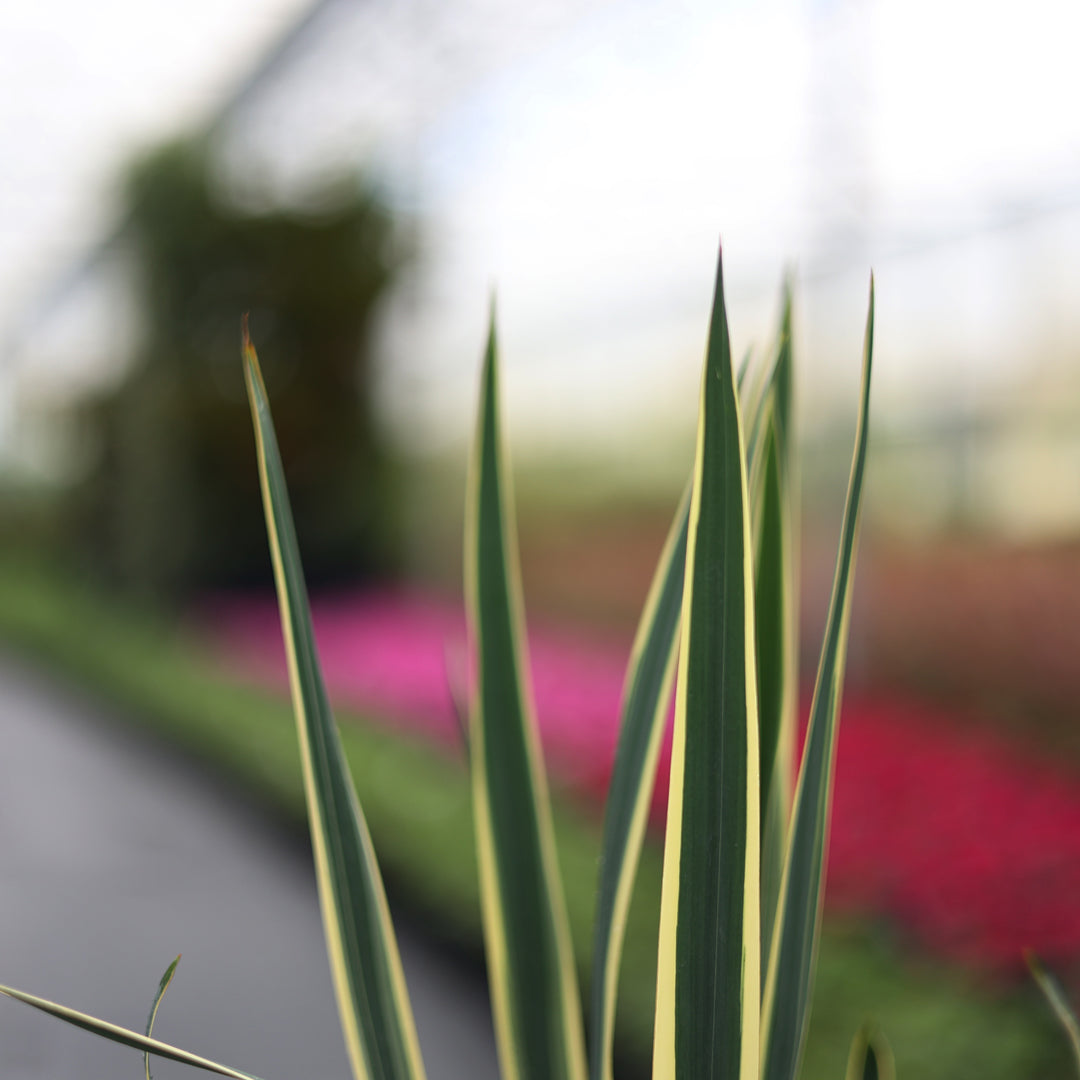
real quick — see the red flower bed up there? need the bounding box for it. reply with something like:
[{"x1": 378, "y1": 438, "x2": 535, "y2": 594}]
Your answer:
[{"x1": 206, "y1": 589, "x2": 1080, "y2": 973}]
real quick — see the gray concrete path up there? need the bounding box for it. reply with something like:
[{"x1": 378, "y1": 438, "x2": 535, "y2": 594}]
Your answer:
[{"x1": 0, "y1": 655, "x2": 499, "y2": 1080}]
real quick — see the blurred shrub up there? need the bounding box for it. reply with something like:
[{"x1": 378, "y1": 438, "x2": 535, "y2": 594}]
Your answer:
[{"x1": 71, "y1": 138, "x2": 408, "y2": 600}]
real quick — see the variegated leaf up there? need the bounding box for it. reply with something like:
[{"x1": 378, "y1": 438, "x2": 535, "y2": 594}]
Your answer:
[
  {"x1": 760, "y1": 278, "x2": 874, "y2": 1080},
  {"x1": 653, "y1": 247, "x2": 760, "y2": 1080},
  {"x1": 465, "y1": 310, "x2": 587, "y2": 1080},
  {"x1": 754, "y1": 287, "x2": 797, "y2": 982},
  {"x1": 0, "y1": 983, "x2": 263, "y2": 1080},
  {"x1": 244, "y1": 326, "x2": 426, "y2": 1080},
  {"x1": 589, "y1": 483, "x2": 689, "y2": 1080}
]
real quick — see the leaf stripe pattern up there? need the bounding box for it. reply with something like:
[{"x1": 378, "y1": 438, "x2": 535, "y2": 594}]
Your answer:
[
  {"x1": 589, "y1": 484, "x2": 689, "y2": 1080},
  {"x1": 244, "y1": 328, "x2": 427, "y2": 1080},
  {"x1": 760, "y1": 279, "x2": 874, "y2": 1080},
  {"x1": 465, "y1": 312, "x2": 587, "y2": 1080},
  {"x1": 653, "y1": 247, "x2": 761, "y2": 1080}
]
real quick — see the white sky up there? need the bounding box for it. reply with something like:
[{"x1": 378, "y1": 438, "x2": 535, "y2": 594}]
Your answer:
[{"x1": 4, "y1": 0, "x2": 1080, "y2": 466}]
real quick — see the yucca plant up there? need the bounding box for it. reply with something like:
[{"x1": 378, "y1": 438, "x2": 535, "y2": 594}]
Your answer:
[{"x1": 2, "y1": 247, "x2": 922, "y2": 1080}]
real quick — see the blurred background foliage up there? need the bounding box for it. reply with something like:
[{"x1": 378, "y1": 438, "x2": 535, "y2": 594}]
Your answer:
[
  {"x1": 65, "y1": 137, "x2": 408, "y2": 600},
  {"x1": 1, "y1": 1, "x2": 1080, "y2": 1076}
]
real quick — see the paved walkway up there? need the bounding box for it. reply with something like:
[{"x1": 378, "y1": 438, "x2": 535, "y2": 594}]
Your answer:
[{"x1": 0, "y1": 656, "x2": 498, "y2": 1080}]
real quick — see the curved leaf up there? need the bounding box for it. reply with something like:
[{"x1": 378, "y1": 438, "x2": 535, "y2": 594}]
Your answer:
[
  {"x1": 244, "y1": 327, "x2": 427, "y2": 1080},
  {"x1": 464, "y1": 311, "x2": 587, "y2": 1080},
  {"x1": 145, "y1": 954, "x2": 181, "y2": 1080}
]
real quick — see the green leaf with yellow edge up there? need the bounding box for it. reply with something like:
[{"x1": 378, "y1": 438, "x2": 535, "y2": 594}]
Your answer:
[
  {"x1": 754, "y1": 287, "x2": 797, "y2": 984},
  {"x1": 243, "y1": 325, "x2": 427, "y2": 1080},
  {"x1": 589, "y1": 483, "x2": 689, "y2": 1080},
  {"x1": 464, "y1": 310, "x2": 587, "y2": 1080},
  {"x1": 1028, "y1": 952, "x2": 1080, "y2": 1074},
  {"x1": 653, "y1": 247, "x2": 760, "y2": 1080},
  {"x1": 0, "y1": 982, "x2": 264, "y2": 1080},
  {"x1": 845, "y1": 1021, "x2": 895, "y2": 1080},
  {"x1": 761, "y1": 277, "x2": 874, "y2": 1080},
  {"x1": 745, "y1": 283, "x2": 793, "y2": 522},
  {"x1": 144, "y1": 954, "x2": 181, "y2": 1080},
  {"x1": 755, "y1": 407, "x2": 794, "y2": 984}
]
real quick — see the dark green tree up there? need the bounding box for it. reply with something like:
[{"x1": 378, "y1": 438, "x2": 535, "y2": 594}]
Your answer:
[{"x1": 74, "y1": 138, "x2": 408, "y2": 599}]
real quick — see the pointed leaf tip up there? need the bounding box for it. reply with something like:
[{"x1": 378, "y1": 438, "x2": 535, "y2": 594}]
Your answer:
[
  {"x1": 466, "y1": 311, "x2": 587, "y2": 1080},
  {"x1": 145, "y1": 955, "x2": 182, "y2": 1080},
  {"x1": 244, "y1": 329, "x2": 428, "y2": 1080},
  {"x1": 653, "y1": 247, "x2": 759, "y2": 1080},
  {"x1": 241, "y1": 315, "x2": 261, "y2": 382},
  {"x1": 845, "y1": 1022, "x2": 894, "y2": 1080}
]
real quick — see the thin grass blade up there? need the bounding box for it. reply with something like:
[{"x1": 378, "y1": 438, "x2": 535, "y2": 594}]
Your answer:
[
  {"x1": 0, "y1": 983, "x2": 264, "y2": 1080},
  {"x1": 145, "y1": 954, "x2": 181, "y2": 1080},
  {"x1": 845, "y1": 1022, "x2": 895, "y2": 1080},
  {"x1": 589, "y1": 483, "x2": 689, "y2": 1080},
  {"x1": 243, "y1": 326, "x2": 427, "y2": 1080},
  {"x1": 760, "y1": 278, "x2": 874, "y2": 1080},
  {"x1": 652, "y1": 247, "x2": 760, "y2": 1080},
  {"x1": 1028, "y1": 952, "x2": 1080, "y2": 1074},
  {"x1": 464, "y1": 311, "x2": 587, "y2": 1080}
]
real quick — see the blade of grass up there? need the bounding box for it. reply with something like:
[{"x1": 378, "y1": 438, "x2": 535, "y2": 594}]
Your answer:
[
  {"x1": 1028, "y1": 953, "x2": 1080, "y2": 1074},
  {"x1": 145, "y1": 954, "x2": 181, "y2": 1080},
  {"x1": 0, "y1": 983, "x2": 264, "y2": 1080},
  {"x1": 845, "y1": 1022, "x2": 895, "y2": 1080},
  {"x1": 243, "y1": 325, "x2": 427, "y2": 1080},
  {"x1": 464, "y1": 309, "x2": 587, "y2": 1080},
  {"x1": 760, "y1": 277, "x2": 874, "y2": 1080},
  {"x1": 653, "y1": 246, "x2": 760, "y2": 1080},
  {"x1": 589, "y1": 482, "x2": 689, "y2": 1080}
]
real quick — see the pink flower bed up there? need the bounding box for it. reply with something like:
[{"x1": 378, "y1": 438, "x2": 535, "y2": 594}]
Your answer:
[{"x1": 206, "y1": 589, "x2": 1080, "y2": 973}]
